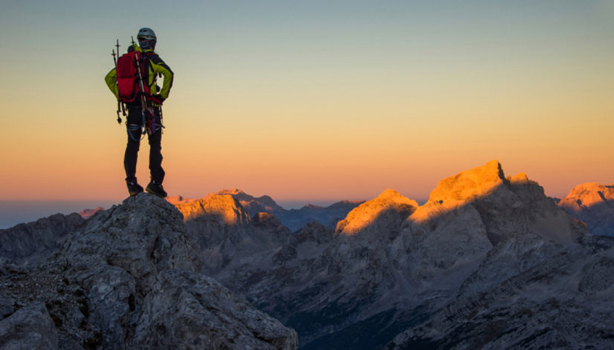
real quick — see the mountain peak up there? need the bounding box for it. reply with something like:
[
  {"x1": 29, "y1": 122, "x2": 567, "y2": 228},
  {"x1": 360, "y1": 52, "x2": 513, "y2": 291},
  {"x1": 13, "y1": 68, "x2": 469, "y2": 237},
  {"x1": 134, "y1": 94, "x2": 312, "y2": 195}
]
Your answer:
[
  {"x1": 558, "y1": 182, "x2": 614, "y2": 236},
  {"x1": 174, "y1": 194, "x2": 250, "y2": 225},
  {"x1": 411, "y1": 160, "x2": 511, "y2": 224},
  {"x1": 378, "y1": 188, "x2": 405, "y2": 200},
  {"x1": 336, "y1": 189, "x2": 418, "y2": 236},
  {"x1": 427, "y1": 160, "x2": 504, "y2": 207},
  {"x1": 216, "y1": 189, "x2": 283, "y2": 215},
  {"x1": 559, "y1": 182, "x2": 614, "y2": 210}
]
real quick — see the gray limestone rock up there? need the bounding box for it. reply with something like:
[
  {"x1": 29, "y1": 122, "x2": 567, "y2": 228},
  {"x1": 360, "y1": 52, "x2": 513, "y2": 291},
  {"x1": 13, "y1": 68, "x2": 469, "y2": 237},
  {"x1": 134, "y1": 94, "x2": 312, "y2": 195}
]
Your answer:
[
  {"x1": 0, "y1": 194, "x2": 298, "y2": 350},
  {"x1": 189, "y1": 161, "x2": 609, "y2": 350},
  {"x1": 134, "y1": 269, "x2": 298, "y2": 350},
  {"x1": 0, "y1": 302, "x2": 59, "y2": 350}
]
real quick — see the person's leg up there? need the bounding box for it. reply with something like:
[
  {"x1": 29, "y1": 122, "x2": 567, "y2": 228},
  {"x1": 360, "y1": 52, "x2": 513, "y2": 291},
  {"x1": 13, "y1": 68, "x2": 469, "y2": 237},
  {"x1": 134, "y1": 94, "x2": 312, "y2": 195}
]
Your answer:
[
  {"x1": 145, "y1": 109, "x2": 167, "y2": 198},
  {"x1": 148, "y1": 127, "x2": 165, "y2": 184},
  {"x1": 124, "y1": 106, "x2": 143, "y2": 195}
]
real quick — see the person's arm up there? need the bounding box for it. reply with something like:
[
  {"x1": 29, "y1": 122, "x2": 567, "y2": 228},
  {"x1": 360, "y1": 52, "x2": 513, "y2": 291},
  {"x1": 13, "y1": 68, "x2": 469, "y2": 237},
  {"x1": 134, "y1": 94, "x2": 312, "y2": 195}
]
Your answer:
[
  {"x1": 150, "y1": 55, "x2": 174, "y2": 100},
  {"x1": 104, "y1": 68, "x2": 119, "y2": 99}
]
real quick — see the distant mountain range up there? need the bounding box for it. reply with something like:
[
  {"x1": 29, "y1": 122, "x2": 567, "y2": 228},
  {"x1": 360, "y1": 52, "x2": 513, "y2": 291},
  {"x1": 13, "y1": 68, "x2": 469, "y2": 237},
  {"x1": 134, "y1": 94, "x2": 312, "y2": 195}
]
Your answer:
[
  {"x1": 1, "y1": 160, "x2": 613, "y2": 349},
  {"x1": 558, "y1": 182, "x2": 614, "y2": 237},
  {"x1": 168, "y1": 189, "x2": 365, "y2": 232}
]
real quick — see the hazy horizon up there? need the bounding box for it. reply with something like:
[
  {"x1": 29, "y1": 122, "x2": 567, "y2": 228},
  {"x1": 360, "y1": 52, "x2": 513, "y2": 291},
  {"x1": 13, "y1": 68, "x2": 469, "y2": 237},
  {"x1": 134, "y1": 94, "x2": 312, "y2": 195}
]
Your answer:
[{"x1": 0, "y1": 197, "x2": 361, "y2": 229}]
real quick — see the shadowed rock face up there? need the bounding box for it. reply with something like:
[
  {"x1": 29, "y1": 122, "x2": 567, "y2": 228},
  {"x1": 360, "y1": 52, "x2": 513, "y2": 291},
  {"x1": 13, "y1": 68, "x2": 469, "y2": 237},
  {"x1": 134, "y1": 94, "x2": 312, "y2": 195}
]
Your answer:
[
  {"x1": 178, "y1": 161, "x2": 612, "y2": 350},
  {"x1": 0, "y1": 213, "x2": 85, "y2": 265},
  {"x1": 559, "y1": 182, "x2": 614, "y2": 237},
  {"x1": 0, "y1": 194, "x2": 298, "y2": 350},
  {"x1": 175, "y1": 194, "x2": 294, "y2": 275}
]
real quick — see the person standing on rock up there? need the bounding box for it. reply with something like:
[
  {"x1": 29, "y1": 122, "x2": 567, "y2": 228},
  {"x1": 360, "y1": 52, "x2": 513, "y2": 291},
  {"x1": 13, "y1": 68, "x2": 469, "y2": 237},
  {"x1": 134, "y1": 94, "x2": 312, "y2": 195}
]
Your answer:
[{"x1": 105, "y1": 27, "x2": 174, "y2": 198}]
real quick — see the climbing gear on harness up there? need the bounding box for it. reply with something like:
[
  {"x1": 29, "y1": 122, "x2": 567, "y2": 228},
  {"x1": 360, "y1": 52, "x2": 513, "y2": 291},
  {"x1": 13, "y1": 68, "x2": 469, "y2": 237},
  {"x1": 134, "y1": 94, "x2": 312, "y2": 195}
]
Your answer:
[
  {"x1": 110, "y1": 32, "x2": 167, "y2": 141},
  {"x1": 111, "y1": 37, "x2": 163, "y2": 140},
  {"x1": 130, "y1": 36, "x2": 157, "y2": 136}
]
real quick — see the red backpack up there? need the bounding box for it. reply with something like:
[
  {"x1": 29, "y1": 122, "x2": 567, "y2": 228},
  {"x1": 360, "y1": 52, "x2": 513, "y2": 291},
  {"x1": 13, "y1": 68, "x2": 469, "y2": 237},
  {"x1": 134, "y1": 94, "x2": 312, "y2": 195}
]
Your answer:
[{"x1": 116, "y1": 51, "x2": 151, "y2": 103}]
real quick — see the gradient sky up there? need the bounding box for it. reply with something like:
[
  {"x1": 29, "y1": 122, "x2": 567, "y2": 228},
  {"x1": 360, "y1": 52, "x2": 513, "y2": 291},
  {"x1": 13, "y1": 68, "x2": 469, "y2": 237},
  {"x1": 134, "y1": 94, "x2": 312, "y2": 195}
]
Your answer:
[{"x1": 1, "y1": 0, "x2": 613, "y2": 205}]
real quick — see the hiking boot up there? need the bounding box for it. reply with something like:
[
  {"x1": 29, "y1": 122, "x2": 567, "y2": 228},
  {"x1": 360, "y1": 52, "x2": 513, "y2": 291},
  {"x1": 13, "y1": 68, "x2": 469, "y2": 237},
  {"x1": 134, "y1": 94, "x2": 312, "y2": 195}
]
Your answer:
[
  {"x1": 146, "y1": 181, "x2": 167, "y2": 198},
  {"x1": 126, "y1": 178, "x2": 144, "y2": 196}
]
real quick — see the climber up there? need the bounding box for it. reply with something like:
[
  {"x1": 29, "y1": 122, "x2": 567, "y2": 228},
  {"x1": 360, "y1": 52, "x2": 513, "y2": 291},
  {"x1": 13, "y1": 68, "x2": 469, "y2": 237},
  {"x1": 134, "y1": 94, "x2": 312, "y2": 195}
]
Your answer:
[{"x1": 105, "y1": 27, "x2": 174, "y2": 198}]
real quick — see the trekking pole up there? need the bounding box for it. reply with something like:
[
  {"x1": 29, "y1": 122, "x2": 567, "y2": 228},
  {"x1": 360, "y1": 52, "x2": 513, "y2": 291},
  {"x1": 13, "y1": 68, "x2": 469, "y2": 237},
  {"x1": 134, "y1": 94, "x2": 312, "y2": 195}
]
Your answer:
[
  {"x1": 131, "y1": 36, "x2": 155, "y2": 135},
  {"x1": 116, "y1": 40, "x2": 127, "y2": 119},
  {"x1": 112, "y1": 40, "x2": 122, "y2": 124}
]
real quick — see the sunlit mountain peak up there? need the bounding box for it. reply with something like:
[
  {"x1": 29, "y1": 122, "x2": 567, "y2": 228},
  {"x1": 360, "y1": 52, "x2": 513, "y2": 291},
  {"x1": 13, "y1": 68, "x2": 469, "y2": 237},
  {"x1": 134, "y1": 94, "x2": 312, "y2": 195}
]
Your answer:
[
  {"x1": 559, "y1": 182, "x2": 614, "y2": 211},
  {"x1": 427, "y1": 160, "x2": 504, "y2": 206},
  {"x1": 336, "y1": 188, "x2": 418, "y2": 236},
  {"x1": 173, "y1": 194, "x2": 250, "y2": 225},
  {"x1": 410, "y1": 160, "x2": 505, "y2": 223}
]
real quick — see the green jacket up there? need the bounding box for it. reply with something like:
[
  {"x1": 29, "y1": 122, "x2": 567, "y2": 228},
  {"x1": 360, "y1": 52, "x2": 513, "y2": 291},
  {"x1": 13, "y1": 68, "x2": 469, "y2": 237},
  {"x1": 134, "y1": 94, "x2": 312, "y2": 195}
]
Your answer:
[{"x1": 105, "y1": 44, "x2": 174, "y2": 103}]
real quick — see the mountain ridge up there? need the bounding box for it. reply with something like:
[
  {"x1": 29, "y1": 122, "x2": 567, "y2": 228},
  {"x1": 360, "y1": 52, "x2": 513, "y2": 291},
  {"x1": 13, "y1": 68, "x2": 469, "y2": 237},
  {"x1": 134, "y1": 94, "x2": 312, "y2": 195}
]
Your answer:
[
  {"x1": 176, "y1": 160, "x2": 609, "y2": 349},
  {"x1": 2, "y1": 160, "x2": 614, "y2": 349}
]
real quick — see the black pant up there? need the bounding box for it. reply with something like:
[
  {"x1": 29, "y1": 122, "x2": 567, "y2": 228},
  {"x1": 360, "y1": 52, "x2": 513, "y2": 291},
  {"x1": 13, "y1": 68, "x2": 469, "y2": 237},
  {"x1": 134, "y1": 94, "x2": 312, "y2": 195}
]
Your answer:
[{"x1": 124, "y1": 105, "x2": 165, "y2": 184}]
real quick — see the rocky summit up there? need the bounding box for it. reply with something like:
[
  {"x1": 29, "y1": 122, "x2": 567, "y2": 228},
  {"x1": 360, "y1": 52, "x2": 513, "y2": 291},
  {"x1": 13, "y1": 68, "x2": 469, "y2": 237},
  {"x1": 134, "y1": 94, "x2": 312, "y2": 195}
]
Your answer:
[{"x1": 0, "y1": 194, "x2": 298, "y2": 350}]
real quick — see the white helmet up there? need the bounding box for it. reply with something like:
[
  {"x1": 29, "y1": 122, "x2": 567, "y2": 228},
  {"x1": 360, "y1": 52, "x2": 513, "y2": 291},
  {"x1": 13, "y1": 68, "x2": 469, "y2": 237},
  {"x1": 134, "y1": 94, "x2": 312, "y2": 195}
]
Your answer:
[{"x1": 137, "y1": 27, "x2": 157, "y2": 49}]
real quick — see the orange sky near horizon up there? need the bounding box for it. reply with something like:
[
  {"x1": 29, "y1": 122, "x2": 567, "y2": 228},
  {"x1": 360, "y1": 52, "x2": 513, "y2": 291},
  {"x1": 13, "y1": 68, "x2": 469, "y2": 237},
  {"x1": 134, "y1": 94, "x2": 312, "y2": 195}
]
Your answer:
[{"x1": 1, "y1": 1, "x2": 613, "y2": 205}]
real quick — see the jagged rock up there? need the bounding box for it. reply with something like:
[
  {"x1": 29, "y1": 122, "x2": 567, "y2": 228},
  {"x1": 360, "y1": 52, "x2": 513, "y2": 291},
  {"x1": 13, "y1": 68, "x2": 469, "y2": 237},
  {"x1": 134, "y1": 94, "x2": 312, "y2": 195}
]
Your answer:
[
  {"x1": 175, "y1": 194, "x2": 293, "y2": 274},
  {"x1": 401, "y1": 203, "x2": 493, "y2": 293},
  {"x1": 426, "y1": 160, "x2": 506, "y2": 208},
  {"x1": 0, "y1": 194, "x2": 298, "y2": 350},
  {"x1": 276, "y1": 200, "x2": 366, "y2": 232},
  {"x1": 296, "y1": 222, "x2": 336, "y2": 246},
  {"x1": 206, "y1": 190, "x2": 423, "y2": 348},
  {"x1": 336, "y1": 189, "x2": 418, "y2": 237},
  {"x1": 385, "y1": 237, "x2": 614, "y2": 350},
  {"x1": 199, "y1": 161, "x2": 606, "y2": 350},
  {"x1": 175, "y1": 193, "x2": 252, "y2": 224},
  {"x1": 0, "y1": 213, "x2": 84, "y2": 265},
  {"x1": 201, "y1": 189, "x2": 365, "y2": 232},
  {"x1": 218, "y1": 189, "x2": 285, "y2": 215},
  {"x1": 134, "y1": 269, "x2": 298, "y2": 350},
  {"x1": 0, "y1": 302, "x2": 59, "y2": 350},
  {"x1": 253, "y1": 212, "x2": 294, "y2": 249},
  {"x1": 403, "y1": 161, "x2": 588, "y2": 296},
  {"x1": 0, "y1": 295, "x2": 13, "y2": 320},
  {"x1": 559, "y1": 182, "x2": 614, "y2": 236}
]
